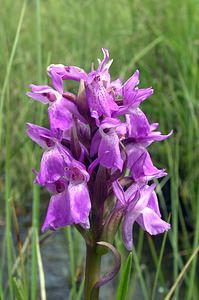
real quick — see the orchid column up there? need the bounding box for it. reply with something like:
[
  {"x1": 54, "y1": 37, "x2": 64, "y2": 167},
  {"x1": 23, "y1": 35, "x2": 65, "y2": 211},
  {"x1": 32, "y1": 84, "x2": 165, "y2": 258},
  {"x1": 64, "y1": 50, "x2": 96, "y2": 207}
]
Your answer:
[{"x1": 27, "y1": 48, "x2": 172, "y2": 300}]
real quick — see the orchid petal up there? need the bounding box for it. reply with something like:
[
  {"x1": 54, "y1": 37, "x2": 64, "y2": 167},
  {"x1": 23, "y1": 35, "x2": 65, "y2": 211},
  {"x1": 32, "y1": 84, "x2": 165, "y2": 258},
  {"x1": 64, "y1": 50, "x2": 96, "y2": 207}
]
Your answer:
[
  {"x1": 112, "y1": 180, "x2": 126, "y2": 206},
  {"x1": 85, "y1": 73, "x2": 118, "y2": 120},
  {"x1": 123, "y1": 70, "x2": 140, "y2": 95},
  {"x1": 122, "y1": 212, "x2": 138, "y2": 251},
  {"x1": 128, "y1": 108, "x2": 150, "y2": 138},
  {"x1": 90, "y1": 130, "x2": 101, "y2": 157},
  {"x1": 127, "y1": 146, "x2": 166, "y2": 182},
  {"x1": 48, "y1": 98, "x2": 73, "y2": 130},
  {"x1": 36, "y1": 146, "x2": 64, "y2": 185},
  {"x1": 98, "y1": 129, "x2": 123, "y2": 171},
  {"x1": 67, "y1": 181, "x2": 91, "y2": 228},
  {"x1": 124, "y1": 183, "x2": 140, "y2": 204},
  {"x1": 26, "y1": 92, "x2": 49, "y2": 104},
  {"x1": 27, "y1": 84, "x2": 61, "y2": 104},
  {"x1": 26, "y1": 123, "x2": 55, "y2": 148},
  {"x1": 50, "y1": 69, "x2": 64, "y2": 93},
  {"x1": 142, "y1": 129, "x2": 173, "y2": 147},
  {"x1": 147, "y1": 190, "x2": 161, "y2": 217},
  {"x1": 97, "y1": 48, "x2": 112, "y2": 72},
  {"x1": 136, "y1": 207, "x2": 170, "y2": 235},
  {"x1": 122, "y1": 184, "x2": 155, "y2": 250},
  {"x1": 48, "y1": 64, "x2": 87, "y2": 81},
  {"x1": 45, "y1": 179, "x2": 66, "y2": 194},
  {"x1": 100, "y1": 117, "x2": 121, "y2": 130},
  {"x1": 42, "y1": 191, "x2": 72, "y2": 232}
]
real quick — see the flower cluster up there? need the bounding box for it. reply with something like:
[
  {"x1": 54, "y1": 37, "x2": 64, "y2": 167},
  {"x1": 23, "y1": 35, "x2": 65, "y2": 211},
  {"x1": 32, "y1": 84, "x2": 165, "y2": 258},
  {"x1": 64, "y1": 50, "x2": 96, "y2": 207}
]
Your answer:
[{"x1": 27, "y1": 48, "x2": 172, "y2": 250}]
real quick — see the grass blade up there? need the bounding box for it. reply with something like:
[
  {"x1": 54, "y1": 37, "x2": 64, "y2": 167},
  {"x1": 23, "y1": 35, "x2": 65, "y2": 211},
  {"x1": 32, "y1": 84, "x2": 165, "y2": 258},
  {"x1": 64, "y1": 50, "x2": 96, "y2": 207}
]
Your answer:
[
  {"x1": 65, "y1": 227, "x2": 77, "y2": 299},
  {"x1": 0, "y1": 233, "x2": 6, "y2": 300},
  {"x1": 165, "y1": 246, "x2": 199, "y2": 300},
  {"x1": 128, "y1": 229, "x2": 144, "y2": 299},
  {"x1": 147, "y1": 236, "x2": 165, "y2": 287},
  {"x1": 5, "y1": 84, "x2": 14, "y2": 300},
  {"x1": 186, "y1": 188, "x2": 199, "y2": 300},
  {"x1": 116, "y1": 251, "x2": 132, "y2": 300},
  {"x1": 31, "y1": 0, "x2": 43, "y2": 298},
  {"x1": 76, "y1": 275, "x2": 85, "y2": 300},
  {"x1": 13, "y1": 278, "x2": 23, "y2": 300},
  {"x1": 151, "y1": 216, "x2": 170, "y2": 300},
  {"x1": 31, "y1": 187, "x2": 40, "y2": 300},
  {"x1": 36, "y1": 234, "x2": 46, "y2": 300},
  {"x1": 120, "y1": 36, "x2": 163, "y2": 77},
  {"x1": 132, "y1": 249, "x2": 149, "y2": 300},
  {"x1": 0, "y1": 0, "x2": 26, "y2": 145}
]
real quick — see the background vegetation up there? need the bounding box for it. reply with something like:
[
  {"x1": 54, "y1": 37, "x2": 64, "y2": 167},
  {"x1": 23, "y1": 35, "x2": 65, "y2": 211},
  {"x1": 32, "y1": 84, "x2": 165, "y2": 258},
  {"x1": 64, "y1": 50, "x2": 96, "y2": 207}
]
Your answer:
[{"x1": 0, "y1": 0, "x2": 198, "y2": 299}]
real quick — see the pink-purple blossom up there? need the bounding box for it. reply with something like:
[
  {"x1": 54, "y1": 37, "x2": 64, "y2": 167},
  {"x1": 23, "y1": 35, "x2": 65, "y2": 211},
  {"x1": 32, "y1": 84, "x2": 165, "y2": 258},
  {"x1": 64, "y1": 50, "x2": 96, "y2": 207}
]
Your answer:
[
  {"x1": 27, "y1": 48, "x2": 172, "y2": 249},
  {"x1": 112, "y1": 180, "x2": 170, "y2": 250}
]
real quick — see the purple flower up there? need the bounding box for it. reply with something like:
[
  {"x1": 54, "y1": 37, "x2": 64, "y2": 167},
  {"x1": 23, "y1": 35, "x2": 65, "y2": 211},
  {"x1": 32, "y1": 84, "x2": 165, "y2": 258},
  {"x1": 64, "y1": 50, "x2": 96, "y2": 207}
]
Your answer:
[
  {"x1": 89, "y1": 118, "x2": 123, "y2": 172},
  {"x1": 112, "y1": 180, "x2": 170, "y2": 250},
  {"x1": 27, "y1": 84, "x2": 62, "y2": 104},
  {"x1": 85, "y1": 73, "x2": 118, "y2": 121},
  {"x1": 126, "y1": 108, "x2": 151, "y2": 138},
  {"x1": 126, "y1": 145, "x2": 167, "y2": 184},
  {"x1": 48, "y1": 95, "x2": 86, "y2": 130},
  {"x1": 113, "y1": 70, "x2": 153, "y2": 117},
  {"x1": 85, "y1": 49, "x2": 118, "y2": 122},
  {"x1": 47, "y1": 64, "x2": 87, "y2": 82},
  {"x1": 26, "y1": 123, "x2": 71, "y2": 185},
  {"x1": 36, "y1": 146, "x2": 66, "y2": 185},
  {"x1": 123, "y1": 70, "x2": 153, "y2": 107},
  {"x1": 42, "y1": 161, "x2": 91, "y2": 231},
  {"x1": 26, "y1": 48, "x2": 172, "y2": 247},
  {"x1": 27, "y1": 72, "x2": 85, "y2": 131},
  {"x1": 126, "y1": 109, "x2": 173, "y2": 147},
  {"x1": 26, "y1": 123, "x2": 62, "y2": 148},
  {"x1": 27, "y1": 123, "x2": 91, "y2": 229},
  {"x1": 140, "y1": 123, "x2": 173, "y2": 147}
]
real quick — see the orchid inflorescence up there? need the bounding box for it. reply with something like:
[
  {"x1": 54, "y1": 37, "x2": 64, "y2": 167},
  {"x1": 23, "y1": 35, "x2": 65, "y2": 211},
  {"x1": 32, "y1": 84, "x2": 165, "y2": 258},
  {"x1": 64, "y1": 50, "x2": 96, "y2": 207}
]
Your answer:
[{"x1": 27, "y1": 48, "x2": 172, "y2": 253}]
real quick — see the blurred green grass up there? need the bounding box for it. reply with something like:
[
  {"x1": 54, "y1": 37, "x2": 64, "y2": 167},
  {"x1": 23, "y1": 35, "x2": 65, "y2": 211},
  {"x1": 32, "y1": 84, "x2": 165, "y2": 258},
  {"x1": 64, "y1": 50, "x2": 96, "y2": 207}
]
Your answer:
[{"x1": 0, "y1": 0, "x2": 199, "y2": 299}]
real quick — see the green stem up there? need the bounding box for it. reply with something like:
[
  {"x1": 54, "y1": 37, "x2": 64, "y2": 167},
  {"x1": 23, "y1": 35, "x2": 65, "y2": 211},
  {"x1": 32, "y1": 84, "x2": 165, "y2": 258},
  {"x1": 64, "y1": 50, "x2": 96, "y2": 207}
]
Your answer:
[{"x1": 83, "y1": 245, "x2": 101, "y2": 300}]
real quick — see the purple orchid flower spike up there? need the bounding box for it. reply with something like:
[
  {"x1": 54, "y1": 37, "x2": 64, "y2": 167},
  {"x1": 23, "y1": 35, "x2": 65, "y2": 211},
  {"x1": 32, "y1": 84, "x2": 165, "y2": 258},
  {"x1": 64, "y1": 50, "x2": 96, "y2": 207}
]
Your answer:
[
  {"x1": 112, "y1": 180, "x2": 170, "y2": 250},
  {"x1": 26, "y1": 48, "x2": 173, "y2": 299}
]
